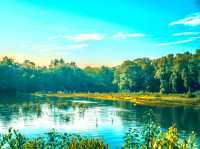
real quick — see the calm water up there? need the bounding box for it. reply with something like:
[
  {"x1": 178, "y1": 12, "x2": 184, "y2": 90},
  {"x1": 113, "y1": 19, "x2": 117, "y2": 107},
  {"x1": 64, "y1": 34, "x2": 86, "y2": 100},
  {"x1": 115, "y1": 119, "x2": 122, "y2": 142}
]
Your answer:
[{"x1": 0, "y1": 94, "x2": 200, "y2": 148}]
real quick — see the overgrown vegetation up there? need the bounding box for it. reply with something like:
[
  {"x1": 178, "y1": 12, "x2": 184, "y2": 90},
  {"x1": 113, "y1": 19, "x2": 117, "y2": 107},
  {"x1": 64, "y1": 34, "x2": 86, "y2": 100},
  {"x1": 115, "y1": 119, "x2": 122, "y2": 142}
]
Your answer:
[
  {"x1": 123, "y1": 110, "x2": 197, "y2": 149},
  {"x1": 0, "y1": 123, "x2": 197, "y2": 149},
  {"x1": 0, "y1": 128, "x2": 108, "y2": 149},
  {"x1": 0, "y1": 50, "x2": 199, "y2": 94},
  {"x1": 123, "y1": 123, "x2": 196, "y2": 149},
  {"x1": 38, "y1": 92, "x2": 200, "y2": 107}
]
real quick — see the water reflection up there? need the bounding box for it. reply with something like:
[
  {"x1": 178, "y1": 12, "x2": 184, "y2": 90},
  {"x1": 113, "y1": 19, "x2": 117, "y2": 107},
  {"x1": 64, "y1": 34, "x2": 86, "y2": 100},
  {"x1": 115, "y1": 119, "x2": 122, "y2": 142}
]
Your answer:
[{"x1": 0, "y1": 94, "x2": 199, "y2": 148}]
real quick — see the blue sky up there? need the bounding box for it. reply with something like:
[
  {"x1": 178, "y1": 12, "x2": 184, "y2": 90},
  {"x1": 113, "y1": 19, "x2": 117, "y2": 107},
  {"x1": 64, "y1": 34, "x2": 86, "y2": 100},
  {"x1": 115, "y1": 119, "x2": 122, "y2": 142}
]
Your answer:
[{"x1": 0, "y1": 0, "x2": 200, "y2": 67}]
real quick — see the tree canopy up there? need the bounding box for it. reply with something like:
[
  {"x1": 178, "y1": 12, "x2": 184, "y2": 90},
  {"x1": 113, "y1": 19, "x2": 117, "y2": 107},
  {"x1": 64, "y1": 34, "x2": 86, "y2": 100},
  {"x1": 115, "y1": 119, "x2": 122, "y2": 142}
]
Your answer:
[{"x1": 0, "y1": 50, "x2": 199, "y2": 93}]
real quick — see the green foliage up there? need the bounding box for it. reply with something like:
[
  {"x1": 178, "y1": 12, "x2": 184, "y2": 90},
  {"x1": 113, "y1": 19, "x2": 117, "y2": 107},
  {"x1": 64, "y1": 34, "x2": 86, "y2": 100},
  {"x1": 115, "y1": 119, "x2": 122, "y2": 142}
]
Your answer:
[
  {"x1": 0, "y1": 58, "x2": 116, "y2": 93},
  {"x1": 123, "y1": 124, "x2": 197, "y2": 149},
  {"x1": 123, "y1": 110, "x2": 197, "y2": 149},
  {"x1": 0, "y1": 50, "x2": 199, "y2": 94},
  {"x1": 0, "y1": 124, "x2": 197, "y2": 149},
  {"x1": 0, "y1": 128, "x2": 109, "y2": 149},
  {"x1": 115, "y1": 50, "x2": 200, "y2": 93},
  {"x1": 0, "y1": 128, "x2": 27, "y2": 149},
  {"x1": 113, "y1": 58, "x2": 160, "y2": 92}
]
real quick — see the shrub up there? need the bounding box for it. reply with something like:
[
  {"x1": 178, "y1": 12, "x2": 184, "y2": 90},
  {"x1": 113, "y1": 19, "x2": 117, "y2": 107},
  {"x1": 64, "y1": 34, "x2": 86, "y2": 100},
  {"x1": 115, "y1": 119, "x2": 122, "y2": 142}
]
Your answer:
[
  {"x1": 0, "y1": 129, "x2": 109, "y2": 149},
  {"x1": 123, "y1": 124, "x2": 196, "y2": 149}
]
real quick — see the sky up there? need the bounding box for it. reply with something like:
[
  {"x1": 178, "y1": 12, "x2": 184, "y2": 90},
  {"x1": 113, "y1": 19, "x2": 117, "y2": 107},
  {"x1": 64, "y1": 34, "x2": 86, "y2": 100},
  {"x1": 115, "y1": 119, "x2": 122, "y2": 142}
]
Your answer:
[{"x1": 0, "y1": 0, "x2": 200, "y2": 67}]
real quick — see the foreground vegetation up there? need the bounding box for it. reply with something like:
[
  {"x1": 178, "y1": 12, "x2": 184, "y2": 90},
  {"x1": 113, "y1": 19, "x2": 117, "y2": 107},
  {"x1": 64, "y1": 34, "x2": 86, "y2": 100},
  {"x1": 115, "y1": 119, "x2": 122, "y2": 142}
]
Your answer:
[
  {"x1": 123, "y1": 122, "x2": 196, "y2": 149},
  {"x1": 0, "y1": 123, "x2": 197, "y2": 149},
  {"x1": 0, "y1": 128, "x2": 108, "y2": 149},
  {"x1": 0, "y1": 50, "x2": 199, "y2": 94},
  {"x1": 34, "y1": 92, "x2": 200, "y2": 107}
]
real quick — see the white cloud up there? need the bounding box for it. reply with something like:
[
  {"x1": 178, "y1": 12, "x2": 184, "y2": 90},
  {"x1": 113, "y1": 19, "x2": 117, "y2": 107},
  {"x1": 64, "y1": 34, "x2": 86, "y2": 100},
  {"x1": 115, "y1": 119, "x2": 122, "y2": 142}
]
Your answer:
[
  {"x1": 112, "y1": 32, "x2": 145, "y2": 39},
  {"x1": 157, "y1": 36, "x2": 200, "y2": 46},
  {"x1": 172, "y1": 32, "x2": 200, "y2": 36},
  {"x1": 48, "y1": 32, "x2": 145, "y2": 41},
  {"x1": 48, "y1": 34, "x2": 104, "y2": 42},
  {"x1": 63, "y1": 34, "x2": 104, "y2": 42},
  {"x1": 169, "y1": 12, "x2": 200, "y2": 26}
]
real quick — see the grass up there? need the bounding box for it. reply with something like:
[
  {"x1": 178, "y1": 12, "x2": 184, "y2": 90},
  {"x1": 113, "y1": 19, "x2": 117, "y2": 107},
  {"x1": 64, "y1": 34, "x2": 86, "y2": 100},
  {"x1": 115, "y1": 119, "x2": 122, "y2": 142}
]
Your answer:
[{"x1": 33, "y1": 92, "x2": 200, "y2": 108}]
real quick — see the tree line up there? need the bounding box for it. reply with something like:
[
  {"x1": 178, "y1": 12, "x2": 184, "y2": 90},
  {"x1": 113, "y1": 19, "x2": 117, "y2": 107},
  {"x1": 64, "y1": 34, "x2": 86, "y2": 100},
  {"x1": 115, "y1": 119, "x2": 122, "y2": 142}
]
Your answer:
[{"x1": 0, "y1": 49, "x2": 199, "y2": 93}]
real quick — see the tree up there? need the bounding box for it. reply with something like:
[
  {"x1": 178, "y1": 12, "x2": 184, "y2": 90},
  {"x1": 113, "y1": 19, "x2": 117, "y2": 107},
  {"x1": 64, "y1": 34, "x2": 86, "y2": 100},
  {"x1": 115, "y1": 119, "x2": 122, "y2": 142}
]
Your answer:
[{"x1": 0, "y1": 50, "x2": 199, "y2": 94}]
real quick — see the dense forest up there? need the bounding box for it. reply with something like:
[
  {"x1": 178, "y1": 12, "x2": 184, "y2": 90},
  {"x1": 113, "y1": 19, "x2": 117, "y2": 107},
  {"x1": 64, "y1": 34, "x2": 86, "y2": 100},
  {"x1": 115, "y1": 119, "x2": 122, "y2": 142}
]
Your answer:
[{"x1": 0, "y1": 49, "x2": 199, "y2": 93}]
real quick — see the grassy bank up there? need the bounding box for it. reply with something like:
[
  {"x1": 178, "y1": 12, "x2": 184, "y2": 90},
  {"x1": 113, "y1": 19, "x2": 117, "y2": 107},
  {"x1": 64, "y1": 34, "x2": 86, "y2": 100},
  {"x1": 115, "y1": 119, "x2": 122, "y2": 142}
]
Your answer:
[{"x1": 33, "y1": 92, "x2": 200, "y2": 108}]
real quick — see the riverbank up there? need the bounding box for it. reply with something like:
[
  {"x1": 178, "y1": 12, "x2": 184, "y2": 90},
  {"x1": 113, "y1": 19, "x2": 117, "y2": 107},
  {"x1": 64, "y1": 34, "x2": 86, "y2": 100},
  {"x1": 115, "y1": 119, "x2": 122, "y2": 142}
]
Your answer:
[{"x1": 33, "y1": 92, "x2": 200, "y2": 108}]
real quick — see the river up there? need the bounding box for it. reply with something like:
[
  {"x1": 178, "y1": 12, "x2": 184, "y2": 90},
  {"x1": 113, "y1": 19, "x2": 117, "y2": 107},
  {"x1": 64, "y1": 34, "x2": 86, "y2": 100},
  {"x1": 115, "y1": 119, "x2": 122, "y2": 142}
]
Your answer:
[{"x1": 0, "y1": 94, "x2": 199, "y2": 148}]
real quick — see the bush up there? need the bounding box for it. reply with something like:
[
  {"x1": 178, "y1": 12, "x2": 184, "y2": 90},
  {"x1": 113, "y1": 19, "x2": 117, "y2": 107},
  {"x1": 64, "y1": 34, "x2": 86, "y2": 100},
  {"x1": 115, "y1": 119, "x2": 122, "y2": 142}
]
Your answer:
[
  {"x1": 123, "y1": 123, "x2": 196, "y2": 149},
  {"x1": 123, "y1": 110, "x2": 197, "y2": 149},
  {"x1": 0, "y1": 123, "x2": 197, "y2": 149},
  {"x1": 0, "y1": 128, "x2": 109, "y2": 149}
]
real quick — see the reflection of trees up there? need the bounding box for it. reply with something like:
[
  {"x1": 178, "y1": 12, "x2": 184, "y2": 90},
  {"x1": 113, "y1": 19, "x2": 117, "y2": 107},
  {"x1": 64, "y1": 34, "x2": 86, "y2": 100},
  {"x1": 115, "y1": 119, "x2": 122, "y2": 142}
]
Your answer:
[
  {"x1": 0, "y1": 94, "x2": 43, "y2": 127},
  {"x1": 153, "y1": 107, "x2": 200, "y2": 131},
  {"x1": 0, "y1": 102, "x2": 42, "y2": 126},
  {"x1": 0, "y1": 94, "x2": 25, "y2": 125},
  {"x1": 21, "y1": 102, "x2": 42, "y2": 117},
  {"x1": 0, "y1": 105, "x2": 20, "y2": 126},
  {"x1": 0, "y1": 94, "x2": 199, "y2": 137},
  {"x1": 105, "y1": 100, "x2": 135, "y2": 109},
  {"x1": 115, "y1": 110, "x2": 135, "y2": 121},
  {"x1": 49, "y1": 101, "x2": 97, "y2": 120},
  {"x1": 129, "y1": 104, "x2": 200, "y2": 132},
  {"x1": 53, "y1": 112, "x2": 71, "y2": 124},
  {"x1": 108, "y1": 100, "x2": 200, "y2": 133}
]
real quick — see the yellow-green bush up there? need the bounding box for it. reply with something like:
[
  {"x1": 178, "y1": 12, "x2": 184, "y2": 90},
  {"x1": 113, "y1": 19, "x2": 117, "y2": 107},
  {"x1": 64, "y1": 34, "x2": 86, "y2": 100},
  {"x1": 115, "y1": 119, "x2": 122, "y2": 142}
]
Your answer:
[
  {"x1": 0, "y1": 125, "x2": 196, "y2": 149},
  {"x1": 123, "y1": 124, "x2": 196, "y2": 149}
]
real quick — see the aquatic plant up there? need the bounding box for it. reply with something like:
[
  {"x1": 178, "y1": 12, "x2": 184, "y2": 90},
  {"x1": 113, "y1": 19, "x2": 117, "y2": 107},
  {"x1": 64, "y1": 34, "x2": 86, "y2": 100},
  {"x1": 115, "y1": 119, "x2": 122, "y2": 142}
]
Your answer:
[{"x1": 50, "y1": 101, "x2": 95, "y2": 110}]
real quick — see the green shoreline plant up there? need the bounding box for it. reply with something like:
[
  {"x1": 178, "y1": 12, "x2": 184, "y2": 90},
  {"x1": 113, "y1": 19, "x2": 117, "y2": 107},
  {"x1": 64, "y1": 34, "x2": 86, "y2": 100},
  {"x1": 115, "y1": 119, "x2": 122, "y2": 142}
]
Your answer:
[
  {"x1": 35, "y1": 92, "x2": 200, "y2": 108},
  {"x1": 123, "y1": 110, "x2": 197, "y2": 149},
  {"x1": 0, "y1": 125, "x2": 196, "y2": 149},
  {"x1": 0, "y1": 128, "x2": 109, "y2": 149},
  {"x1": 123, "y1": 123, "x2": 196, "y2": 149}
]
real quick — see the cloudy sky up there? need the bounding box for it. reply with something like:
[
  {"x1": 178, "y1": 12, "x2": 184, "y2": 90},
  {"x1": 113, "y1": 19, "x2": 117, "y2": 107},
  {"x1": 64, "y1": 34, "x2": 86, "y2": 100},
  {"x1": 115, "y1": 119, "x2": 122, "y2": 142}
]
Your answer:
[{"x1": 0, "y1": 0, "x2": 200, "y2": 67}]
